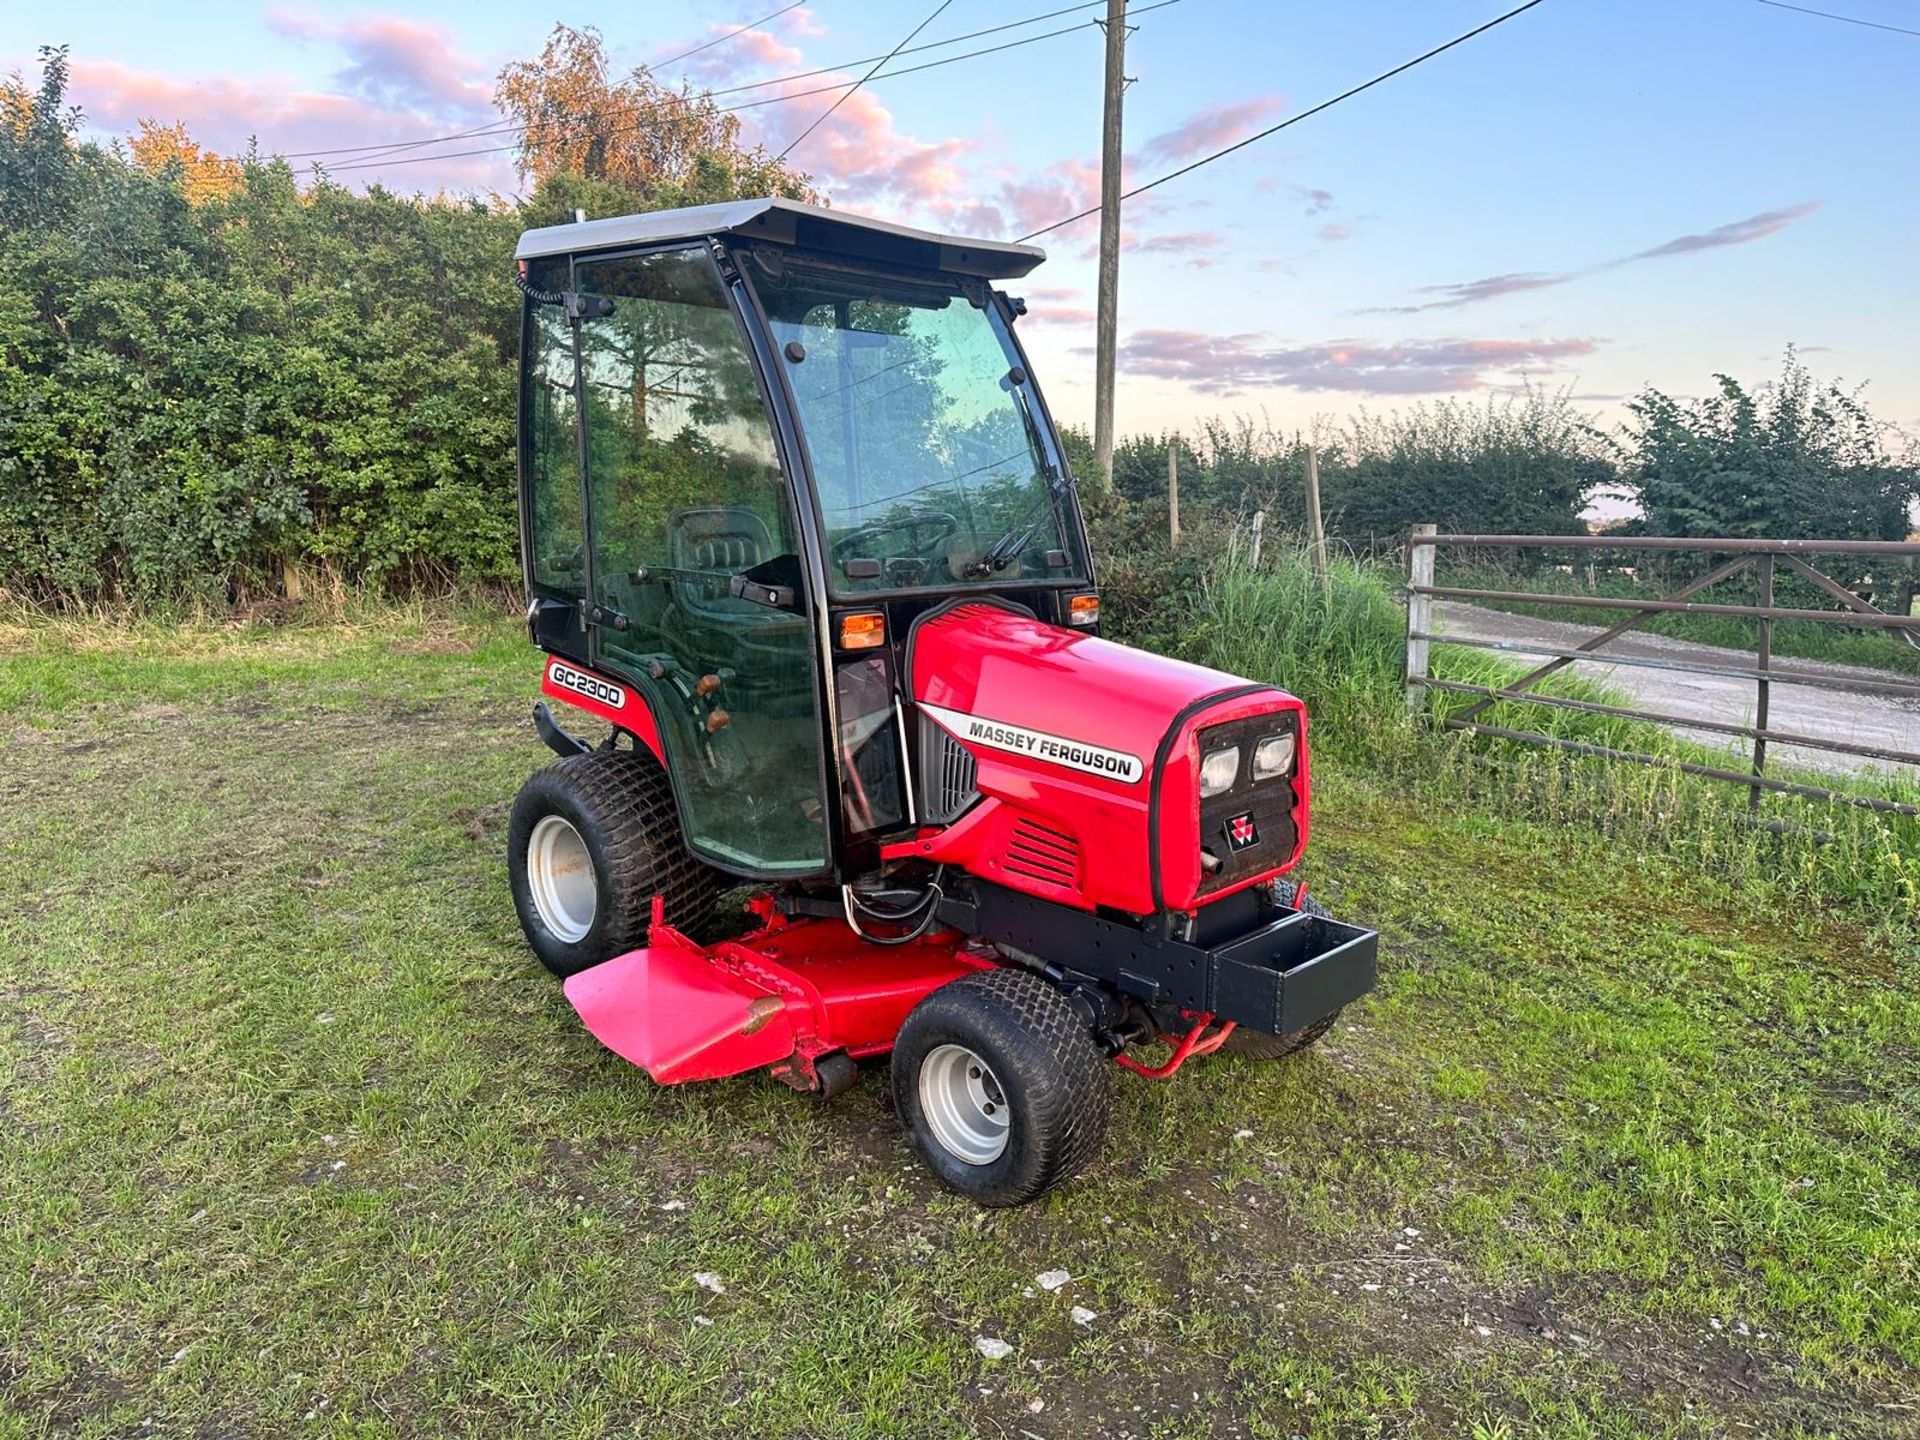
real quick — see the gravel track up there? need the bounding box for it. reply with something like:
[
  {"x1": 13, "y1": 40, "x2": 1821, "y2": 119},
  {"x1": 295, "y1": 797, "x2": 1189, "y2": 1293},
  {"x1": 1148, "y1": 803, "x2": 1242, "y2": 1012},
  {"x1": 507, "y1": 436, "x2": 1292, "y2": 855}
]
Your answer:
[{"x1": 1432, "y1": 601, "x2": 1920, "y2": 779}]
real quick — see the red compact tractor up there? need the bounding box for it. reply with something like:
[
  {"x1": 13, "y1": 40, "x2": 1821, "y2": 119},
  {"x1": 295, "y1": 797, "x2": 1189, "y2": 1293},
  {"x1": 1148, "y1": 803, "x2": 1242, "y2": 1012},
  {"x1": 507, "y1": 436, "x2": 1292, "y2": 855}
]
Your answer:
[{"x1": 506, "y1": 198, "x2": 1377, "y2": 1205}]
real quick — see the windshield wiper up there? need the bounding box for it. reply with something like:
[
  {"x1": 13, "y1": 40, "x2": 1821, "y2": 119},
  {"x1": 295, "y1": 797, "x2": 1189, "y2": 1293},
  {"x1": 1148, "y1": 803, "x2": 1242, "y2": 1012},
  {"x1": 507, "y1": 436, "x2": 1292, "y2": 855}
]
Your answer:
[
  {"x1": 965, "y1": 369, "x2": 1071, "y2": 578},
  {"x1": 967, "y1": 467, "x2": 1074, "y2": 577}
]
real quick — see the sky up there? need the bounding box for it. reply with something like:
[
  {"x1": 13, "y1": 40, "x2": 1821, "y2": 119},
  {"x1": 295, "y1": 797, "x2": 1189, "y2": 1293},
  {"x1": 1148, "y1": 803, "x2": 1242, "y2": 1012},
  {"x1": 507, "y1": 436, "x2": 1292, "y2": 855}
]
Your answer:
[{"x1": 7, "y1": 0, "x2": 1919, "y2": 449}]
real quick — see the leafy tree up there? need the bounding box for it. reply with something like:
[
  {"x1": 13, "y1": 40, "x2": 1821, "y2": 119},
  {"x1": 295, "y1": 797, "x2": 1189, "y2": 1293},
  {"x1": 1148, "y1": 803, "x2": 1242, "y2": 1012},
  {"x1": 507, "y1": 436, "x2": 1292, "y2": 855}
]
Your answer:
[
  {"x1": 1622, "y1": 349, "x2": 1918, "y2": 543},
  {"x1": 497, "y1": 26, "x2": 818, "y2": 211},
  {"x1": 128, "y1": 120, "x2": 243, "y2": 204}
]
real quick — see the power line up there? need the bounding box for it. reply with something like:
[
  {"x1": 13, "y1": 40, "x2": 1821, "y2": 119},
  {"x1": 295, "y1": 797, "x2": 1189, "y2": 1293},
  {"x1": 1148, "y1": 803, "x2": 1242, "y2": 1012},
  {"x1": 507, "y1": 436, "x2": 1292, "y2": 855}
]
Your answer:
[
  {"x1": 652, "y1": 0, "x2": 809, "y2": 70},
  {"x1": 709, "y1": 0, "x2": 1109, "y2": 96},
  {"x1": 1752, "y1": 0, "x2": 1920, "y2": 38},
  {"x1": 321, "y1": 4, "x2": 1181, "y2": 175},
  {"x1": 1018, "y1": 0, "x2": 1550, "y2": 241},
  {"x1": 778, "y1": 0, "x2": 954, "y2": 159},
  {"x1": 300, "y1": 0, "x2": 1145, "y2": 170}
]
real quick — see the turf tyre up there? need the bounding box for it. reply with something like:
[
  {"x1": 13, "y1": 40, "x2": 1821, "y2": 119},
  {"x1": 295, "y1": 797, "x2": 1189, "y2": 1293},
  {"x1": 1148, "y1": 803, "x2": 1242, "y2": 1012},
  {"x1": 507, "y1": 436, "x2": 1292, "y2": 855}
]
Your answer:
[
  {"x1": 891, "y1": 968, "x2": 1109, "y2": 1207},
  {"x1": 507, "y1": 748, "x2": 722, "y2": 978}
]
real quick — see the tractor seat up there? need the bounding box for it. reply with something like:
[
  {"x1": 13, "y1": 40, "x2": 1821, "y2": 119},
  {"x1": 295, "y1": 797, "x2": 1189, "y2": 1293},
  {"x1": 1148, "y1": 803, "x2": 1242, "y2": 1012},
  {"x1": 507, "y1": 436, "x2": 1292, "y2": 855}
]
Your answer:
[{"x1": 669, "y1": 507, "x2": 781, "y2": 618}]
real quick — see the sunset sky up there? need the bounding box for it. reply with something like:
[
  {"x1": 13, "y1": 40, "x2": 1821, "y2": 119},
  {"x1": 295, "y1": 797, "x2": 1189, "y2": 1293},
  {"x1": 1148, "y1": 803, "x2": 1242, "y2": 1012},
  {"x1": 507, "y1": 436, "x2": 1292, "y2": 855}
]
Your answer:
[{"x1": 7, "y1": 0, "x2": 1917, "y2": 441}]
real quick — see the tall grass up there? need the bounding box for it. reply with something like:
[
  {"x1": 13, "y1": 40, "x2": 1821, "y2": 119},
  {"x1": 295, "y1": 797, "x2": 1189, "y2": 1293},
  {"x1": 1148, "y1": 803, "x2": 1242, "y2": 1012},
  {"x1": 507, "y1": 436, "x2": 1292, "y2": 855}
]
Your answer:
[{"x1": 1127, "y1": 530, "x2": 1920, "y2": 926}]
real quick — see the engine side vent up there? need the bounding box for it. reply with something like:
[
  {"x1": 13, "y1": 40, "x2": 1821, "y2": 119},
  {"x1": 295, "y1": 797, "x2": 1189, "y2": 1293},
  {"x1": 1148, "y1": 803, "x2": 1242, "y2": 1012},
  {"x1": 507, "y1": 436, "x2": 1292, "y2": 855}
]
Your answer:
[
  {"x1": 919, "y1": 722, "x2": 980, "y2": 823},
  {"x1": 1003, "y1": 817, "x2": 1080, "y2": 888}
]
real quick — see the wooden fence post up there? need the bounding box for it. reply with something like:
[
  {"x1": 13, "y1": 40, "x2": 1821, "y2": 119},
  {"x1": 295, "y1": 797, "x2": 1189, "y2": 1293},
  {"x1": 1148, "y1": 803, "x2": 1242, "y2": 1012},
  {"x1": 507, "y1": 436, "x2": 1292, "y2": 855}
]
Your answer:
[
  {"x1": 1405, "y1": 523, "x2": 1437, "y2": 712},
  {"x1": 1305, "y1": 445, "x2": 1328, "y2": 589},
  {"x1": 1168, "y1": 446, "x2": 1180, "y2": 546},
  {"x1": 1250, "y1": 510, "x2": 1265, "y2": 569}
]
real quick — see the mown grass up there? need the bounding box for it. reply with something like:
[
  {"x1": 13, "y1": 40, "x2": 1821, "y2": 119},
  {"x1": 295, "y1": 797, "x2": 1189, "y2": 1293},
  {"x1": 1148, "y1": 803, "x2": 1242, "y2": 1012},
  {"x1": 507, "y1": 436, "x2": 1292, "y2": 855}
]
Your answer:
[{"x1": 2, "y1": 609, "x2": 1917, "y2": 1438}]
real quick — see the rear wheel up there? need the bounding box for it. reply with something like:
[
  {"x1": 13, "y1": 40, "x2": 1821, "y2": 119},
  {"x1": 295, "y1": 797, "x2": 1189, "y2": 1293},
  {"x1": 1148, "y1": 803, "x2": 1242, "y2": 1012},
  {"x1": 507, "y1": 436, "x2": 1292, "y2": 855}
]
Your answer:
[
  {"x1": 507, "y1": 747, "x2": 723, "y2": 978},
  {"x1": 891, "y1": 969, "x2": 1109, "y2": 1207}
]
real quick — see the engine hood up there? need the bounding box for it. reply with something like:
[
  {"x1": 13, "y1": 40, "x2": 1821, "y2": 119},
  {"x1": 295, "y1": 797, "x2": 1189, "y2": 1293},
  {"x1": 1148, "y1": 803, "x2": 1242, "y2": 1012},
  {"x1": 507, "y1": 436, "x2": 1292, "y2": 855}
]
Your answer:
[{"x1": 902, "y1": 601, "x2": 1308, "y2": 915}]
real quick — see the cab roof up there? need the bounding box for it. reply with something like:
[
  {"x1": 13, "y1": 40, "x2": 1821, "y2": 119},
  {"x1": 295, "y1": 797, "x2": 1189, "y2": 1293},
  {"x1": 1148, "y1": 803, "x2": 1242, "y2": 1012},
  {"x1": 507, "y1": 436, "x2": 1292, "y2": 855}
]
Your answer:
[{"x1": 514, "y1": 196, "x2": 1046, "y2": 281}]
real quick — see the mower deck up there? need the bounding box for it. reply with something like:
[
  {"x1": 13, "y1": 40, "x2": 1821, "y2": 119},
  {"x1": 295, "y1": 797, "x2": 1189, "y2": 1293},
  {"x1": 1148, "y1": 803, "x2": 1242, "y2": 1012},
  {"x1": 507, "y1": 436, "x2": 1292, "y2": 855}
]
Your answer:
[{"x1": 563, "y1": 904, "x2": 993, "y2": 1091}]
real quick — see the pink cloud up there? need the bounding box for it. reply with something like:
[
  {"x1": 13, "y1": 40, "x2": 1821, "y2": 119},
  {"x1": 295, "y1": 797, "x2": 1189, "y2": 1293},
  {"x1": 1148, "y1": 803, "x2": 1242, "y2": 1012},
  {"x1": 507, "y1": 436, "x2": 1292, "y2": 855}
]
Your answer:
[
  {"x1": 267, "y1": 11, "x2": 491, "y2": 119},
  {"x1": 673, "y1": 26, "x2": 805, "y2": 84},
  {"x1": 66, "y1": 58, "x2": 513, "y2": 195},
  {"x1": 1137, "y1": 97, "x2": 1283, "y2": 168},
  {"x1": 1026, "y1": 301, "x2": 1097, "y2": 325},
  {"x1": 1317, "y1": 222, "x2": 1353, "y2": 244},
  {"x1": 1113, "y1": 330, "x2": 1601, "y2": 396},
  {"x1": 770, "y1": 86, "x2": 976, "y2": 208}
]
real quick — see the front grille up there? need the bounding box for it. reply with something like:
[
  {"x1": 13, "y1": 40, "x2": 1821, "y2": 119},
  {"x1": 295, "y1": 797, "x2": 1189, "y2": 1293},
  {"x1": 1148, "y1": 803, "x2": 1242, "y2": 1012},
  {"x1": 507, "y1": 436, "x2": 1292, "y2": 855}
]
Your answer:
[
  {"x1": 1194, "y1": 714, "x2": 1301, "y2": 898},
  {"x1": 1003, "y1": 817, "x2": 1080, "y2": 888},
  {"x1": 920, "y1": 722, "x2": 980, "y2": 823}
]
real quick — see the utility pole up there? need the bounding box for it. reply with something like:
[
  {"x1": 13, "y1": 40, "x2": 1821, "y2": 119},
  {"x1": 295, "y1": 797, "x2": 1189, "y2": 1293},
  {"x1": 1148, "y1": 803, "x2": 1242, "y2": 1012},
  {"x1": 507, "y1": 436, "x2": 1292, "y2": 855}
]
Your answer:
[{"x1": 1092, "y1": 0, "x2": 1128, "y2": 490}]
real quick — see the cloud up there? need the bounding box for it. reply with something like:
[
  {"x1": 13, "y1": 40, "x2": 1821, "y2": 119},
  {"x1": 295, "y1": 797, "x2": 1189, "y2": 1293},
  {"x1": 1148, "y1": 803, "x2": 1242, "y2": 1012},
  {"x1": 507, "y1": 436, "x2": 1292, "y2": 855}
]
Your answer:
[
  {"x1": 1129, "y1": 229, "x2": 1223, "y2": 267},
  {"x1": 1623, "y1": 200, "x2": 1820, "y2": 260},
  {"x1": 763, "y1": 84, "x2": 977, "y2": 209},
  {"x1": 268, "y1": 11, "x2": 491, "y2": 119},
  {"x1": 66, "y1": 57, "x2": 513, "y2": 194},
  {"x1": 1026, "y1": 302, "x2": 1097, "y2": 325},
  {"x1": 1137, "y1": 97, "x2": 1283, "y2": 167},
  {"x1": 1317, "y1": 222, "x2": 1353, "y2": 244},
  {"x1": 1113, "y1": 330, "x2": 1601, "y2": 396},
  {"x1": 671, "y1": 26, "x2": 805, "y2": 83},
  {"x1": 1380, "y1": 201, "x2": 1819, "y2": 314},
  {"x1": 1292, "y1": 185, "x2": 1334, "y2": 216}
]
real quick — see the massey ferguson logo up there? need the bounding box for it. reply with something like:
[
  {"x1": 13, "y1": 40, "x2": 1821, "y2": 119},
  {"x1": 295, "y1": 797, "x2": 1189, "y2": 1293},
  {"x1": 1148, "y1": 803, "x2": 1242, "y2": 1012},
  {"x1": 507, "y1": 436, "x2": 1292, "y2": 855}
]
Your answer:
[
  {"x1": 548, "y1": 660, "x2": 627, "y2": 711},
  {"x1": 919, "y1": 702, "x2": 1143, "y2": 784},
  {"x1": 1224, "y1": 812, "x2": 1259, "y2": 851}
]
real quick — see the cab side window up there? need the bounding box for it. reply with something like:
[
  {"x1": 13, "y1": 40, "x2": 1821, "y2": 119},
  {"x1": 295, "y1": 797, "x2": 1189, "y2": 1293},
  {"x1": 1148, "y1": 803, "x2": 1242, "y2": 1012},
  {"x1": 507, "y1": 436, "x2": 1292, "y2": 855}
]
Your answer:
[{"x1": 523, "y1": 257, "x2": 585, "y2": 595}]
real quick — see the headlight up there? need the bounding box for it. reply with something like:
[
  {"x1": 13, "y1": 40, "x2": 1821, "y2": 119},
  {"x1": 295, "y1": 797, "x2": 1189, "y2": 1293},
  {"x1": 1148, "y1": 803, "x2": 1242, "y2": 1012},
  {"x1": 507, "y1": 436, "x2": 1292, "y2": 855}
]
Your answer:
[
  {"x1": 1252, "y1": 732, "x2": 1297, "y2": 780},
  {"x1": 1199, "y1": 745, "x2": 1240, "y2": 797}
]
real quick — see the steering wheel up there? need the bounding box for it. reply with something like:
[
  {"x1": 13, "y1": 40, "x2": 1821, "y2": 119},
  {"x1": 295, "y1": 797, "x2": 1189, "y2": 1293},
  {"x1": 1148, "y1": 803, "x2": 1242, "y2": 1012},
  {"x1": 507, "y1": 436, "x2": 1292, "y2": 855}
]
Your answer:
[{"x1": 830, "y1": 511, "x2": 959, "y2": 566}]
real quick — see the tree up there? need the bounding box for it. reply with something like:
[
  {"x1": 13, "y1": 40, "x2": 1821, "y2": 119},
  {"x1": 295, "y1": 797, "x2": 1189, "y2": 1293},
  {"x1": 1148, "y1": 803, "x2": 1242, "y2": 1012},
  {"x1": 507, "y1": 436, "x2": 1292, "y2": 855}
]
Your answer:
[
  {"x1": 1623, "y1": 350, "x2": 1919, "y2": 543},
  {"x1": 496, "y1": 26, "x2": 818, "y2": 211},
  {"x1": 128, "y1": 120, "x2": 242, "y2": 204}
]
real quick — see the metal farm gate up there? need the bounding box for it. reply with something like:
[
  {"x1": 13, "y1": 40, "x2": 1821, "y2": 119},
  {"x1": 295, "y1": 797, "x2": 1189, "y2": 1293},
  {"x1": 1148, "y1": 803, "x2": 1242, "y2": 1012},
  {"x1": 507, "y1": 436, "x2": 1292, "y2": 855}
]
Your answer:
[{"x1": 1402, "y1": 530, "x2": 1920, "y2": 819}]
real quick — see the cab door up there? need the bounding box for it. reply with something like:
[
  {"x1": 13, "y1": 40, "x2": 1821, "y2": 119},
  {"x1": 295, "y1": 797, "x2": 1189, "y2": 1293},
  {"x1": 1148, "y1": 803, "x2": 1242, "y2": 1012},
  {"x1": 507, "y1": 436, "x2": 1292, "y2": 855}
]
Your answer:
[{"x1": 573, "y1": 246, "x2": 830, "y2": 876}]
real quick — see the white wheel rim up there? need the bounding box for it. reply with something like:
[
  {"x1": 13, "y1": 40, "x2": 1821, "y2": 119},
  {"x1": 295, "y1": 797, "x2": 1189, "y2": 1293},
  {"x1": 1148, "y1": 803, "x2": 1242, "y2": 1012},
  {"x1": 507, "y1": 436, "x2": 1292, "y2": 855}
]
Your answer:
[
  {"x1": 919, "y1": 1043, "x2": 1010, "y2": 1165},
  {"x1": 527, "y1": 815, "x2": 597, "y2": 944}
]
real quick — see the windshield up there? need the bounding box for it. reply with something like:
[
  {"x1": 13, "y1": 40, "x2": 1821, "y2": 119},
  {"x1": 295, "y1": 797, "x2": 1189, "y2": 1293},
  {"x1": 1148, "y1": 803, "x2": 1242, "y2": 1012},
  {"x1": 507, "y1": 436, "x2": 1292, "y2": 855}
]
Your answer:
[{"x1": 751, "y1": 259, "x2": 1087, "y2": 593}]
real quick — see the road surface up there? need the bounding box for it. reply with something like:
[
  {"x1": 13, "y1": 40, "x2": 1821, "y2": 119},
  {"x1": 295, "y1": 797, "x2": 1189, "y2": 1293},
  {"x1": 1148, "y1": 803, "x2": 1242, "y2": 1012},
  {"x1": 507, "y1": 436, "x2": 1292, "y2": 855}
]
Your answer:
[{"x1": 1431, "y1": 601, "x2": 1920, "y2": 780}]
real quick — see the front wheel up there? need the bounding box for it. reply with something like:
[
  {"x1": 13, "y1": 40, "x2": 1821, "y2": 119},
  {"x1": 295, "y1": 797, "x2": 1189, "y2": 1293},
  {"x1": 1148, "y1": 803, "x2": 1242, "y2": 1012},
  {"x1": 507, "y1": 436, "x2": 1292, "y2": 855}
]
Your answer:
[
  {"x1": 891, "y1": 969, "x2": 1109, "y2": 1207},
  {"x1": 507, "y1": 748, "x2": 722, "y2": 977}
]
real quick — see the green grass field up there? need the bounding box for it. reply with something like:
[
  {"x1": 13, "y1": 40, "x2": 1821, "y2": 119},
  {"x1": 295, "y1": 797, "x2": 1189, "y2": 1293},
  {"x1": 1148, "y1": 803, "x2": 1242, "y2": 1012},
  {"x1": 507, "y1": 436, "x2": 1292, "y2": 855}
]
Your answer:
[{"x1": 3, "y1": 610, "x2": 1918, "y2": 1439}]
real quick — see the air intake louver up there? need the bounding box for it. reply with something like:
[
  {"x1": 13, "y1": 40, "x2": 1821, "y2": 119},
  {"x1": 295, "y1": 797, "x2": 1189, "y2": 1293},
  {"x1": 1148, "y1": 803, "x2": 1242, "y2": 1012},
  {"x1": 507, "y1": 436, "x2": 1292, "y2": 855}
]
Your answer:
[
  {"x1": 919, "y1": 722, "x2": 980, "y2": 823},
  {"x1": 1003, "y1": 818, "x2": 1080, "y2": 888}
]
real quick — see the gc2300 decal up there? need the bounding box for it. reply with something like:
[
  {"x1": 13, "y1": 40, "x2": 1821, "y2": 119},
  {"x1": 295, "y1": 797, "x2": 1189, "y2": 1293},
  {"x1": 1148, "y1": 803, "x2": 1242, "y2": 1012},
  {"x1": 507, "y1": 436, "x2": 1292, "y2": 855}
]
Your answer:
[
  {"x1": 546, "y1": 658, "x2": 628, "y2": 711},
  {"x1": 919, "y1": 701, "x2": 1144, "y2": 784}
]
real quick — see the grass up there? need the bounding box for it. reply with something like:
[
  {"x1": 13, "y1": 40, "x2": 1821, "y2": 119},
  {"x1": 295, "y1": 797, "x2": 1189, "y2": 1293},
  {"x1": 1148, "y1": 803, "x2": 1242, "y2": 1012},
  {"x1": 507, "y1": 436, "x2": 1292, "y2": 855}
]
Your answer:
[
  {"x1": 3, "y1": 607, "x2": 1918, "y2": 1438},
  {"x1": 1178, "y1": 540, "x2": 1919, "y2": 919}
]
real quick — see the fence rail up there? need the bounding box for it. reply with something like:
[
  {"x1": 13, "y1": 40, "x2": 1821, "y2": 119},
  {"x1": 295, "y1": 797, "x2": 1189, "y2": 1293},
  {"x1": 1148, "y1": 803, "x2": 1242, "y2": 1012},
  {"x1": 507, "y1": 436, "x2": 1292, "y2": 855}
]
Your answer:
[{"x1": 1402, "y1": 528, "x2": 1920, "y2": 818}]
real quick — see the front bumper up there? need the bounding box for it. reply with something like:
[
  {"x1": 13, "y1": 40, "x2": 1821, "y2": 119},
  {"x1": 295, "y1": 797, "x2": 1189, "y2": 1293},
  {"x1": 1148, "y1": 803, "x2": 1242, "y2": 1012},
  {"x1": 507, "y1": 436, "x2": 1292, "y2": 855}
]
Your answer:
[{"x1": 949, "y1": 880, "x2": 1379, "y2": 1037}]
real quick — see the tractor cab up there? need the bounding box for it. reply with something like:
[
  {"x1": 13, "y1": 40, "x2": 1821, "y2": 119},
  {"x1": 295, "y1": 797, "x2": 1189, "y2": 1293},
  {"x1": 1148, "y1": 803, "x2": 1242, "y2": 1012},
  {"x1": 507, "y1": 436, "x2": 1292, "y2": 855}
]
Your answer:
[
  {"x1": 508, "y1": 198, "x2": 1378, "y2": 1207},
  {"x1": 516, "y1": 198, "x2": 1086, "y2": 879}
]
